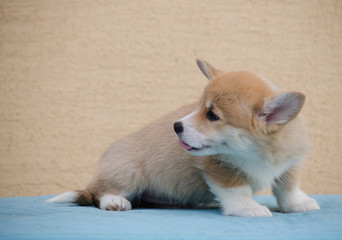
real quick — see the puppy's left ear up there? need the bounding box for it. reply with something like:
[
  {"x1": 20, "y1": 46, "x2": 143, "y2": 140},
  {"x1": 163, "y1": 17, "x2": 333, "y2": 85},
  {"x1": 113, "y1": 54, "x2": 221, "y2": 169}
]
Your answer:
[
  {"x1": 196, "y1": 59, "x2": 224, "y2": 81},
  {"x1": 260, "y1": 92, "x2": 305, "y2": 128}
]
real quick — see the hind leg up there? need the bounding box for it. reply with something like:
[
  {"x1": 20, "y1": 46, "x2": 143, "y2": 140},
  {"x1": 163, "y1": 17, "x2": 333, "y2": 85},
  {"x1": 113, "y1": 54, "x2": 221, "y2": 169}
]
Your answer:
[
  {"x1": 88, "y1": 188, "x2": 134, "y2": 211},
  {"x1": 86, "y1": 181, "x2": 136, "y2": 211},
  {"x1": 85, "y1": 157, "x2": 143, "y2": 211},
  {"x1": 98, "y1": 194, "x2": 132, "y2": 211}
]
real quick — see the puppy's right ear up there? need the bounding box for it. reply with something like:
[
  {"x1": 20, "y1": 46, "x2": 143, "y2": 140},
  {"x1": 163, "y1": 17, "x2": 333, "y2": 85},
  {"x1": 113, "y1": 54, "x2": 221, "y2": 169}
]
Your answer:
[
  {"x1": 259, "y1": 92, "x2": 305, "y2": 133},
  {"x1": 196, "y1": 59, "x2": 224, "y2": 81}
]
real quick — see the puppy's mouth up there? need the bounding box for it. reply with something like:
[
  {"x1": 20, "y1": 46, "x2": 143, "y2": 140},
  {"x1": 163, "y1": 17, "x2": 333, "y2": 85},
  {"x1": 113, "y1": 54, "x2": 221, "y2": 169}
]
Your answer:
[{"x1": 177, "y1": 139, "x2": 208, "y2": 151}]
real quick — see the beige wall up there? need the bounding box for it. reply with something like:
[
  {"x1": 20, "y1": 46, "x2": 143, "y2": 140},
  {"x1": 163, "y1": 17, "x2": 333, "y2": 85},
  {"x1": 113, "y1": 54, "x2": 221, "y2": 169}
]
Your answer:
[{"x1": 0, "y1": 0, "x2": 341, "y2": 197}]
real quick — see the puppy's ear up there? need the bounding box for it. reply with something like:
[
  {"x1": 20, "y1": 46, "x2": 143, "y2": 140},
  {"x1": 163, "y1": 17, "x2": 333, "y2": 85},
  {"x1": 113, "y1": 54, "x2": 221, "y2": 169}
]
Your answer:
[
  {"x1": 196, "y1": 59, "x2": 224, "y2": 81},
  {"x1": 259, "y1": 92, "x2": 305, "y2": 128}
]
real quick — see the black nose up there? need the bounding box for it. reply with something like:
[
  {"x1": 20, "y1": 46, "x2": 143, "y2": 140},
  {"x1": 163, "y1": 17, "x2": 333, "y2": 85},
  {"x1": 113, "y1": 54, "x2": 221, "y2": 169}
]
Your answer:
[{"x1": 173, "y1": 122, "x2": 184, "y2": 134}]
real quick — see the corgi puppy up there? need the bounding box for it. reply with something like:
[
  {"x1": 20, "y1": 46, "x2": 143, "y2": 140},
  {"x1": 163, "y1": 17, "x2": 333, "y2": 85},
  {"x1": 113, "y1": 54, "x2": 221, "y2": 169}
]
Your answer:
[{"x1": 48, "y1": 59, "x2": 320, "y2": 217}]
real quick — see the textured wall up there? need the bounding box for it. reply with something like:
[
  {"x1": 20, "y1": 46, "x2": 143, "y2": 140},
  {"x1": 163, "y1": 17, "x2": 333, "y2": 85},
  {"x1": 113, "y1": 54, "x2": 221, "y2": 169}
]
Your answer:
[{"x1": 0, "y1": 0, "x2": 341, "y2": 197}]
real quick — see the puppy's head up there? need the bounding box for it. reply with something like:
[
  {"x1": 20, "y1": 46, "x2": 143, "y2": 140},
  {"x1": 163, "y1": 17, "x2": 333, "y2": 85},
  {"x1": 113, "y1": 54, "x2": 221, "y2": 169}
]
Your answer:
[{"x1": 174, "y1": 59, "x2": 305, "y2": 156}]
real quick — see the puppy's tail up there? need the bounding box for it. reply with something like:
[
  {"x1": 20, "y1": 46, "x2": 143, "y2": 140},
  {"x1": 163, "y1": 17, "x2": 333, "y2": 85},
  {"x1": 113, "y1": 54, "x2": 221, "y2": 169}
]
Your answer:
[{"x1": 46, "y1": 190, "x2": 93, "y2": 206}]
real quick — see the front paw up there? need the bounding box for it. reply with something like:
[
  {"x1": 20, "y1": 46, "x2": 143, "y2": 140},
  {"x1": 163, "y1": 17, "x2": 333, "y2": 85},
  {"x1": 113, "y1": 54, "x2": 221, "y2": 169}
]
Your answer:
[
  {"x1": 279, "y1": 196, "x2": 320, "y2": 213},
  {"x1": 223, "y1": 203, "x2": 272, "y2": 217}
]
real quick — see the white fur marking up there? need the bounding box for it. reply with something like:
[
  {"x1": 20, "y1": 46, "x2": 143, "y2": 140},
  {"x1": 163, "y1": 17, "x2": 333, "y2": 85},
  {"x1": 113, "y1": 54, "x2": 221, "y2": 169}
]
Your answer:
[
  {"x1": 219, "y1": 126, "x2": 299, "y2": 192},
  {"x1": 99, "y1": 194, "x2": 132, "y2": 211},
  {"x1": 46, "y1": 191, "x2": 78, "y2": 204},
  {"x1": 178, "y1": 110, "x2": 208, "y2": 149},
  {"x1": 206, "y1": 180, "x2": 272, "y2": 217},
  {"x1": 273, "y1": 187, "x2": 320, "y2": 213}
]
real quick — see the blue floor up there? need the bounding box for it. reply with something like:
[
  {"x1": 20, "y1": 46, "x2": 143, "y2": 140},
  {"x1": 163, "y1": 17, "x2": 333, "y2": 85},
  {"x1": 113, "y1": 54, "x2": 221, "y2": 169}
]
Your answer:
[{"x1": 0, "y1": 195, "x2": 341, "y2": 240}]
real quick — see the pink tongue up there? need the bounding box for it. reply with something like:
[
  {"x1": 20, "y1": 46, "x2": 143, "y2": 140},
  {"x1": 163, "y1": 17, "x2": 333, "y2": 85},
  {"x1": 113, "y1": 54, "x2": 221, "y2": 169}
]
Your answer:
[{"x1": 178, "y1": 139, "x2": 193, "y2": 150}]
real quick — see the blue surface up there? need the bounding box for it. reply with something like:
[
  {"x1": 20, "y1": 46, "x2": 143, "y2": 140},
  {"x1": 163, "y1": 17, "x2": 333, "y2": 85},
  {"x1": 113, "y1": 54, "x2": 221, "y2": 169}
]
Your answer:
[{"x1": 0, "y1": 195, "x2": 341, "y2": 240}]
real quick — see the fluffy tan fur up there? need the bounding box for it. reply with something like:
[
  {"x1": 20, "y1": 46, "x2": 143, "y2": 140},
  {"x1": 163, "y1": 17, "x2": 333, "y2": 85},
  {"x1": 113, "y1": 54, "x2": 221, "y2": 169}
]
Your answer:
[
  {"x1": 50, "y1": 59, "x2": 319, "y2": 216},
  {"x1": 86, "y1": 103, "x2": 216, "y2": 208}
]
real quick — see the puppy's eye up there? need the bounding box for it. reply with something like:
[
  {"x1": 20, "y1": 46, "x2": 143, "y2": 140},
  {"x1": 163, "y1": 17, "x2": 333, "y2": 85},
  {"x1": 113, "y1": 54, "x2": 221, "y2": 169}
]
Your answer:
[{"x1": 207, "y1": 110, "x2": 219, "y2": 121}]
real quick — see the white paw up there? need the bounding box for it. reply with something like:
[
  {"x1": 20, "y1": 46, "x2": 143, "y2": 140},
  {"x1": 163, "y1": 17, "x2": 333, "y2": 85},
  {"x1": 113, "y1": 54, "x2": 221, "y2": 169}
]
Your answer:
[
  {"x1": 223, "y1": 202, "x2": 272, "y2": 217},
  {"x1": 224, "y1": 204, "x2": 272, "y2": 217},
  {"x1": 99, "y1": 194, "x2": 132, "y2": 211},
  {"x1": 280, "y1": 196, "x2": 320, "y2": 213}
]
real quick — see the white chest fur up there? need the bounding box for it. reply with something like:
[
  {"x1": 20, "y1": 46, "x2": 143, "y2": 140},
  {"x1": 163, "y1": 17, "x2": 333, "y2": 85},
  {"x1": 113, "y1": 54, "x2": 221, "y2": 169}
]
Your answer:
[{"x1": 224, "y1": 154, "x2": 298, "y2": 193}]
